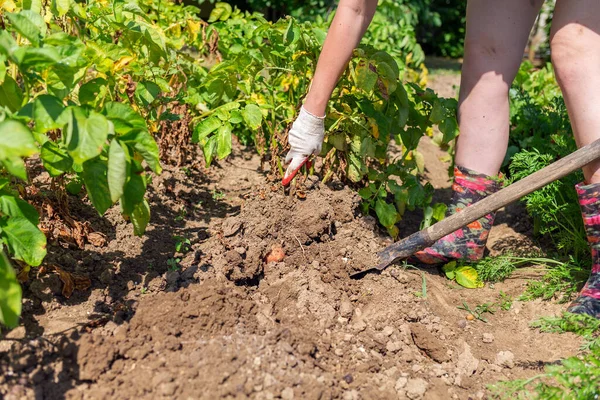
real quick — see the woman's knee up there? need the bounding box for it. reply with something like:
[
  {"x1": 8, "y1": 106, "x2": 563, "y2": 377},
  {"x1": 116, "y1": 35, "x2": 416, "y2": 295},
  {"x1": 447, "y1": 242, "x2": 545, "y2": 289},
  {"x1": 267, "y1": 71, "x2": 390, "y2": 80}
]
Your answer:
[
  {"x1": 551, "y1": 24, "x2": 592, "y2": 89},
  {"x1": 461, "y1": 36, "x2": 521, "y2": 95}
]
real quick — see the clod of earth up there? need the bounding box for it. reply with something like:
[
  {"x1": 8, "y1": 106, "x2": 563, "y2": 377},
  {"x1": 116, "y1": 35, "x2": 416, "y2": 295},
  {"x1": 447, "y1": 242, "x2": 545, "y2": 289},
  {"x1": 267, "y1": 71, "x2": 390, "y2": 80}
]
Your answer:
[
  {"x1": 495, "y1": 350, "x2": 515, "y2": 369},
  {"x1": 222, "y1": 217, "x2": 243, "y2": 237}
]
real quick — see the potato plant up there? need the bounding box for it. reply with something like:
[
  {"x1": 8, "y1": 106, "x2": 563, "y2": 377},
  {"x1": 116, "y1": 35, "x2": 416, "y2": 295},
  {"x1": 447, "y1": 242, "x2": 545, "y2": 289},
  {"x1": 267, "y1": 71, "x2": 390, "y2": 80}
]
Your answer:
[{"x1": 0, "y1": 0, "x2": 215, "y2": 327}]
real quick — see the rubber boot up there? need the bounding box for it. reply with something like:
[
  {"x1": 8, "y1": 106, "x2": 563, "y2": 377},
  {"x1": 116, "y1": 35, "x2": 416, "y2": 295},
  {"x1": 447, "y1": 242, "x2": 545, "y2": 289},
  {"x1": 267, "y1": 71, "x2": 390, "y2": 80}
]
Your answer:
[
  {"x1": 411, "y1": 165, "x2": 502, "y2": 265},
  {"x1": 567, "y1": 182, "x2": 600, "y2": 318}
]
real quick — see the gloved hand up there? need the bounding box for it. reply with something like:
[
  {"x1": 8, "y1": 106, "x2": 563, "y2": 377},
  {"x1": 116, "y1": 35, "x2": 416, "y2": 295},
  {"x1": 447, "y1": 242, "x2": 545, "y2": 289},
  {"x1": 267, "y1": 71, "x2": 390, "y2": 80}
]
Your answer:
[{"x1": 283, "y1": 106, "x2": 325, "y2": 185}]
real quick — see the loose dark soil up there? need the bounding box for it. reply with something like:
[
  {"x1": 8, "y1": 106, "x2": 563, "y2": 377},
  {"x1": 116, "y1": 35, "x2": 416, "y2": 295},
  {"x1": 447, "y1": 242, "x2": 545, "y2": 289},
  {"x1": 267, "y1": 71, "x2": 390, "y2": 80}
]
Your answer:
[{"x1": 0, "y1": 72, "x2": 584, "y2": 400}]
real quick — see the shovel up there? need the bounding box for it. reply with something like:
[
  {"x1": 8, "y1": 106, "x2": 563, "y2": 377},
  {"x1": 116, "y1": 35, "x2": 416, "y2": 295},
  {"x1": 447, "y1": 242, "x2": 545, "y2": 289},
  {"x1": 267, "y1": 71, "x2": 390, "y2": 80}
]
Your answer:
[{"x1": 350, "y1": 138, "x2": 600, "y2": 279}]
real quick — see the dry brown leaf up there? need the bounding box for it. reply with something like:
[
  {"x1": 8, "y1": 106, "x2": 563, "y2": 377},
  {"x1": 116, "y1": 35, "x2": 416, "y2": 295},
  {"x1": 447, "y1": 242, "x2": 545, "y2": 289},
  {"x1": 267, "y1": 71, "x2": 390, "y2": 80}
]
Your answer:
[
  {"x1": 57, "y1": 226, "x2": 72, "y2": 241},
  {"x1": 52, "y1": 265, "x2": 91, "y2": 298},
  {"x1": 73, "y1": 274, "x2": 92, "y2": 292},
  {"x1": 44, "y1": 203, "x2": 55, "y2": 218},
  {"x1": 55, "y1": 267, "x2": 74, "y2": 298},
  {"x1": 88, "y1": 232, "x2": 107, "y2": 247}
]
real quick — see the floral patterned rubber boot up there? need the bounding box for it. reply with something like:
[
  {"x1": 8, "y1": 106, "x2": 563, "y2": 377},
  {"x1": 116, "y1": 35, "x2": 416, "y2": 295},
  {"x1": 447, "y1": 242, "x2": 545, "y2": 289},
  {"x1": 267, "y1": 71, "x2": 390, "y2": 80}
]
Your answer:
[
  {"x1": 567, "y1": 182, "x2": 600, "y2": 319},
  {"x1": 411, "y1": 165, "x2": 502, "y2": 265}
]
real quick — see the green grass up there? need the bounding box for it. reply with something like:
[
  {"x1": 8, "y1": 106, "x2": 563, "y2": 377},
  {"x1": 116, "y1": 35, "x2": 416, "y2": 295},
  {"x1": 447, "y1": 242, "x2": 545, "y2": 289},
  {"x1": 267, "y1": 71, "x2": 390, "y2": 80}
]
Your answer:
[
  {"x1": 469, "y1": 254, "x2": 588, "y2": 305},
  {"x1": 531, "y1": 312, "x2": 600, "y2": 338},
  {"x1": 489, "y1": 312, "x2": 600, "y2": 399},
  {"x1": 457, "y1": 301, "x2": 497, "y2": 323},
  {"x1": 473, "y1": 254, "x2": 566, "y2": 283},
  {"x1": 519, "y1": 257, "x2": 589, "y2": 304}
]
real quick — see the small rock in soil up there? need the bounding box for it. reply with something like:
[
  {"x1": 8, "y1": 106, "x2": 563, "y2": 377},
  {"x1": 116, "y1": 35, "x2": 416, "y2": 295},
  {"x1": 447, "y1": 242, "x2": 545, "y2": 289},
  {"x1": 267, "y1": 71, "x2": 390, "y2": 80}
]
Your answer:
[
  {"x1": 263, "y1": 373, "x2": 276, "y2": 388},
  {"x1": 281, "y1": 387, "x2": 294, "y2": 400},
  {"x1": 395, "y1": 376, "x2": 408, "y2": 390},
  {"x1": 457, "y1": 342, "x2": 479, "y2": 376},
  {"x1": 352, "y1": 320, "x2": 367, "y2": 332},
  {"x1": 160, "y1": 382, "x2": 177, "y2": 396},
  {"x1": 483, "y1": 333, "x2": 494, "y2": 343},
  {"x1": 386, "y1": 341, "x2": 402, "y2": 353},
  {"x1": 339, "y1": 296, "x2": 353, "y2": 318},
  {"x1": 495, "y1": 351, "x2": 515, "y2": 369},
  {"x1": 343, "y1": 390, "x2": 359, "y2": 400},
  {"x1": 405, "y1": 378, "x2": 429, "y2": 399},
  {"x1": 113, "y1": 324, "x2": 127, "y2": 340}
]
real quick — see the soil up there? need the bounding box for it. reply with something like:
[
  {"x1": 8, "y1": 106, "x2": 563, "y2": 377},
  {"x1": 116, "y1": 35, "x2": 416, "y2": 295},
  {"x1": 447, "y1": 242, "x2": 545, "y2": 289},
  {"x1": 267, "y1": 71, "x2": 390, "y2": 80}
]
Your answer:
[{"x1": 0, "y1": 70, "x2": 585, "y2": 400}]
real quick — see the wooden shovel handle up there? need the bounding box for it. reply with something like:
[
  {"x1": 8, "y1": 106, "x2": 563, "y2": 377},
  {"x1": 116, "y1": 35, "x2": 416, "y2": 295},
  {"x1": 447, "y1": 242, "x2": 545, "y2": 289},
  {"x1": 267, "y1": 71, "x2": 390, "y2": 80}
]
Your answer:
[{"x1": 375, "y1": 138, "x2": 600, "y2": 270}]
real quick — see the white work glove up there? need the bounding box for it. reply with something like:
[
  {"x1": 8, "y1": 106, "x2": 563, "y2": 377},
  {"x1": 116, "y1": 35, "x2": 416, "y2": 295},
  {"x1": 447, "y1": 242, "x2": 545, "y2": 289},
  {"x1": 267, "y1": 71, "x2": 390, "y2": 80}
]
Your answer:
[{"x1": 284, "y1": 106, "x2": 325, "y2": 181}]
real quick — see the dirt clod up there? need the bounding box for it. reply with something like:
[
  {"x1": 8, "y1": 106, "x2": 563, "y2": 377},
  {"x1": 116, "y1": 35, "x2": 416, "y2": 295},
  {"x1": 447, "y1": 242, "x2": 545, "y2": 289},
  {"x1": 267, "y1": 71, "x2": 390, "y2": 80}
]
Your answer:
[
  {"x1": 457, "y1": 341, "x2": 480, "y2": 376},
  {"x1": 483, "y1": 333, "x2": 495, "y2": 343},
  {"x1": 405, "y1": 378, "x2": 429, "y2": 399},
  {"x1": 222, "y1": 217, "x2": 243, "y2": 237},
  {"x1": 495, "y1": 351, "x2": 515, "y2": 369},
  {"x1": 395, "y1": 376, "x2": 408, "y2": 390},
  {"x1": 411, "y1": 324, "x2": 450, "y2": 363}
]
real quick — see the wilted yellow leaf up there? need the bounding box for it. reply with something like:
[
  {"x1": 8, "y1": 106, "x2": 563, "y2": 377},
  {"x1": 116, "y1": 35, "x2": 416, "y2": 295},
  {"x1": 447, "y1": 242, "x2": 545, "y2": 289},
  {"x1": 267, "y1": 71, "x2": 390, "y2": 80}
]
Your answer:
[
  {"x1": 0, "y1": 0, "x2": 16, "y2": 12},
  {"x1": 113, "y1": 56, "x2": 135, "y2": 72},
  {"x1": 250, "y1": 93, "x2": 267, "y2": 106},
  {"x1": 292, "y1": 51, "x2": 307, "y2": 61},
  {"x1": 187, "y1": 19, "x2": 201, "y2": 41},
  {"x1": 368, "y1": 117, "x2": 379, "y2": 139},
  {"x1": 414, "y1": 150, "x2": 425, "y2": 173},
  {"x1": 455, "y1": 266, "x2": 484, "y2": 289},
  {"x1": 281, "y1": 74, "x2": 293, "y2": 91},
  {"x1": 44, "y1": 6, "x2": 54, "y2": 24}
]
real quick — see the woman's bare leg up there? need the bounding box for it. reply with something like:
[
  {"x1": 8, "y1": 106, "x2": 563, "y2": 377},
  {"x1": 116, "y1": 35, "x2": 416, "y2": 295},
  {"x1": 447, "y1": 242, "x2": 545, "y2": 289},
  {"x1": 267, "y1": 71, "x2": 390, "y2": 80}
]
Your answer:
[
  {"x1": 412, "y1": 0, "x2": 544, "y2": 265},
  {"x1": 551, "y1": 0, "x2": 600, "y2": 184},
  {"x1": 551, "y1": 0, "x2": 600, "y2": 318},
  {"x1": 456, "y1": 0, "x2": 544, "y2": 176}
]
